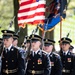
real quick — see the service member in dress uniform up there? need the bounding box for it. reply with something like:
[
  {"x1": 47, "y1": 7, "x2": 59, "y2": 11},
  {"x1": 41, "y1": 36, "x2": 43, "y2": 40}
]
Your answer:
[
  {"x1": 12, "y1": 34, "x2": 19, "y2": 48},
  {"x1": 0, "y1": 38, "x2": 3, "y2": 56},
  {"x1": 1, "y1": 30, "x2": 25, "y2": 75},
  {"x1": 59, "y1": 37, "x2": 75, "y2": 75},
  {"x1": 43, "y1": 38, "x2": 62, "y2": 75},
  {"x1": 23, "y1": 36, "x2": 31, "y2": 61},
  {"x1": 0, "y1": 38, "x2": 3, "y2": 75},
  {"x1": 25, "y1": 34, "x2": 51, "y2": 75},
  {"x1": 13, "y1": 34, "x2": 25, "y2": 56}
]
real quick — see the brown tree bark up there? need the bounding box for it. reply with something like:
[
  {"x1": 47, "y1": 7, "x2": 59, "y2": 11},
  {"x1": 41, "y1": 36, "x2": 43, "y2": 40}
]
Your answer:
[{"x1": 13, "y1": 0, "x2": 27, "y2": 46}]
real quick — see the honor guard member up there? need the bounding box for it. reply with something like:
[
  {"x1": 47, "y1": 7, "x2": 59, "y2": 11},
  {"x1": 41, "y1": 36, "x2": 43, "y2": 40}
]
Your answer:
[
  {"x1": 13, "y1": 34, "x2": 19, "y2": 48},
  {"x1": 0, "y1": 38, "x2": 3, "y2": 56},
  {"x1": 13, "y1": 34, "x2": 23, "y2": 50},
  {"x1": 1, "y1": 30, "x2": 25, "y2": 75},
  {"x1": 43, "y1": 39, "x2": 62, "y2": 75},
  {"x1": 0, "y1": 38, "x2": 3, "y2": 74},
  {"x1": 25, "y1": 34, "x2": 51, "y2": 75},
  {"x1": 59, "y1": 37, "x2": 75, "y2": 75},
  {"x1": 13, "y1": 34, "x2": 25, "y2": 62}
]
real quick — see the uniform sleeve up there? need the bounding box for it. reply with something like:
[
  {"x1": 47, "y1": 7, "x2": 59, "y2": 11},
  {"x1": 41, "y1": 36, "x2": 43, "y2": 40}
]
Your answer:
[
  {"x1": 44, "y1": 55, "x2": 51, "y2": 75},
  {"x1": 55, "y1": 55, "x2": 62, "y2": 75},
  {"x1": 17, "y1": 51, "x2": 25, "y2": 75},
  {"x1": 71, "y1": 55, "x2": 75, "y2": 75}
]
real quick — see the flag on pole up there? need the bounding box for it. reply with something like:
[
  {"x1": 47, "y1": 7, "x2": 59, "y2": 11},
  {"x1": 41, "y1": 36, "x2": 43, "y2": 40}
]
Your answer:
[
  {"x1": 18, "y1": 0, "x2": 46, "y2": 28},
  {"x1": 59, "y1": 0, "x2": 67, "y2": 19},
  {"x1": 38, "y1": 14, "x2": 61, "y2": 31},
  {"x1": 46, "y1": 0, "x2": 60, "y2": 17},
  {"x1": 38, "y1": 0, "x2": 67, "y2": 31}
]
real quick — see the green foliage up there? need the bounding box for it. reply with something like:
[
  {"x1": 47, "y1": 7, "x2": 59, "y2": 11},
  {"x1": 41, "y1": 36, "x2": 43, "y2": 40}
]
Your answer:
[{"x1": 0, "y1": 0, "x2": 14, "y2": 37}]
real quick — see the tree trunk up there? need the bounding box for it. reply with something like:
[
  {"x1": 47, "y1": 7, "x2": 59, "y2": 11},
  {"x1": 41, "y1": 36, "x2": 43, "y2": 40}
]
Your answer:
[{"x1": 13, "y1": 0, "x2": 27, "y2": 47}]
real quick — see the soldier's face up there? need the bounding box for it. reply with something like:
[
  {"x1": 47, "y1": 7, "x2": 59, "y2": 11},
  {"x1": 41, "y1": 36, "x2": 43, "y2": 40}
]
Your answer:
[
  {"x1": 26, "y1": 43, "x2": 30, "y2": 48},
  {"x1": 61, "y1": 43, "x2": 70, "y2": 51},
  {"x1": 13, "y1": 40, "x2": 18, "y2": 46},
  {"x1": 44, "y1": 45, "x2": 53, "y2": 53},
  {"x1": 3, "y1": 37, "x2": 13, "y2": 48},
  {"x1": 31, "y1": 41, "x2": 41, "y2": 51}
]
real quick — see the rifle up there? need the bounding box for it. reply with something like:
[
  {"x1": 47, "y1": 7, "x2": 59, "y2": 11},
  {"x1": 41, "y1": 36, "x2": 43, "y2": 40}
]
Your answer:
[
  {"x1": 66, "y1": 30, "x2": 71, "y2": 38},
  {"x1": 16, "y1": 27, "x2": 22, "y2": 35},
  {"x1": 8, "y1": 16, "x2": 15, "y2": 30},
  {"x1": 25, "y1": 24, "x2": 39, "y2": 57},
  {"x1": 32, "y1": 25, "x2": 39, "y2": 34}
]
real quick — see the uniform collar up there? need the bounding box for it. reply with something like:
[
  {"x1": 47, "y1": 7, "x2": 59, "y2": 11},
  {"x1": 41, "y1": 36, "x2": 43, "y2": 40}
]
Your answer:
[
  {"x1": 33, "y1": 48, "x2": 40, "y2": 54},
  {"x1": 45, "y1": 52, "x2": 52, "y2": 57},
  {"x1": 6, "y1": 44, "x2": 12, "y2": 51},
  {"x1": 63, "y1": 50, "x2": 69, "y2": 55}
]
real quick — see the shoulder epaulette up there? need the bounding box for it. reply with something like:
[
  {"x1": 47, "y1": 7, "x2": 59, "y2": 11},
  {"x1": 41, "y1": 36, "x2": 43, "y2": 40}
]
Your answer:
[
  {"x1": 53, "y1": 52, "x2": 60, "y2": 57},
  {"x1": 42, "y1": 50, "x2": 47, "y2": 55}
]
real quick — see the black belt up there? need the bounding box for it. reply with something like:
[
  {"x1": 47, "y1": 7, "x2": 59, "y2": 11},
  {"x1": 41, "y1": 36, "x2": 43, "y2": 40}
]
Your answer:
[
  {"x1": 3, "y1": 68, "x2": 18, "y2": 74},
  {"x1": 28, "y1": 70, "x2": 44, "y2": 74},
  {"x1": 62, "y1": 69, "x2": 70, "y2": 73}
]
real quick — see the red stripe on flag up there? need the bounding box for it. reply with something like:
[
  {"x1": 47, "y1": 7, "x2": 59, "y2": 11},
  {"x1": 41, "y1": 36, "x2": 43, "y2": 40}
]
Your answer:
[
  {"x1": 18, "y1": 4, "x2": 45, "y2": 13},
  {"x1": 20, "y1": 0, "x2": 36, "y2": 6},
  {"x1": 18, "y1": 19, "x2": 44, "y2": 26},
  {"x1": 18, "y1": 12, "x2": 45, "y2": 20},
  {"x1": 18, "y1": 0, "x2": 46, "y2": 28}
]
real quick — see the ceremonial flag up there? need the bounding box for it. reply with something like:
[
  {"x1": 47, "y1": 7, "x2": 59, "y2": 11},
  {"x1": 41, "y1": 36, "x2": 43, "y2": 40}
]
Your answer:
[
  {"x1": 38, "y1": 0, "x2": 67, "y2": 31},
  {"x1": 59, "y1": 0, "x2": 67, "y2": 19},
  {"x1": 18, "y1": 0, "x2": 46, "y2": 28},
  {"x1": 39, "y1": 14, "x2": 61, "y2": 31}
]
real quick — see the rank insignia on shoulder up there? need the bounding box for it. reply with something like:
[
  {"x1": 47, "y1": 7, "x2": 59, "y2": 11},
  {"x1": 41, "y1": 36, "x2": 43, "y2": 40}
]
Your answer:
[
  {"x1": 53, "y1": 52, "x2": 59, "y2": 56},
  {"x1": 38, "y1": 52, "x2": 41, "y2": 55},
  {"x1": 42, "y1": 50, "x2": 47, "y2": 55},
  {"x1": 67, "y1": 58, "x2": 71, "y2": 62},
  {"x1": 37, "y1": 58, "x2": 42, "y2": 64}
]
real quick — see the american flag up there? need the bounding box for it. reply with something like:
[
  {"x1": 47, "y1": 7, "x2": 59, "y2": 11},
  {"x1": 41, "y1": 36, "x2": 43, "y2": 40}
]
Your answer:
[{"x1": 18, "y1": 0, "x2": 46, "y2": 28}]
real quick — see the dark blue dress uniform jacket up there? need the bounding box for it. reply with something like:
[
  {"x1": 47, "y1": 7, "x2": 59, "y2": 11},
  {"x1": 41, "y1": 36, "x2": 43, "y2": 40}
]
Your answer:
[
  {"x1": 1, "y1": 46, "x2": 25, "y2": 75},
  {"x1": 59, "y1": 50, "x2": 75, "y2": 75},
  {"x1": 49, "y1": 52, "x2": 62, "y2": 75},
  {"x1": 25, "y1": 50, "x2": 51, "y2": 75}
]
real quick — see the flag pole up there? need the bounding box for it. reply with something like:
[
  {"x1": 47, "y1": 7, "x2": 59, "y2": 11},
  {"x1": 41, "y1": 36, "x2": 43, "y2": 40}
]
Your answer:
[
  {"x1": 60, "y1": 0, "x2": 63, "y2": 40},
  {"x1": 60, "y1": 16, "x2": 62, "y2": 39},
  {"x1": 41, "y1": 19, "x2": 49, "y2": 50}
]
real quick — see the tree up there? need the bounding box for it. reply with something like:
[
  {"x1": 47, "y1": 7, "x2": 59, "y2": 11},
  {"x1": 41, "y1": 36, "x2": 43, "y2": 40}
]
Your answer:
[{"x1": 13, "y1": 0, "x2": 27, "y2": 46}]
